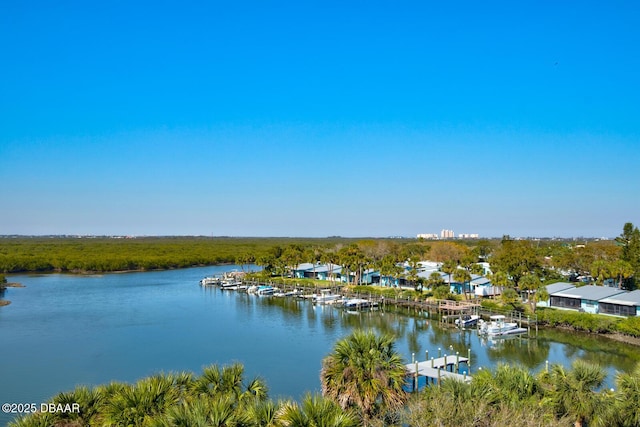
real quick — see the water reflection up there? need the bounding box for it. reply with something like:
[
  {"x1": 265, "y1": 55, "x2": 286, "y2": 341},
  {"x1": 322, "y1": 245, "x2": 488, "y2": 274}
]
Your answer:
[
  {"x1": 480, "y1": 335, "x2": 551, "y2": 366},
  {"x1": 2, "y1": 266, "x2": 638, "y2": 427}
]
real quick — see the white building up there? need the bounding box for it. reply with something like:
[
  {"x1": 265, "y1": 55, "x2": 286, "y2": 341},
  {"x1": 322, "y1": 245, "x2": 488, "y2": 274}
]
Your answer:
[
  {"x1": 440, "y1": 229, "x2": 455, "y2": 239},
  {"x1": 417, "y1": 233, "x2": 438, "y2": 239}
]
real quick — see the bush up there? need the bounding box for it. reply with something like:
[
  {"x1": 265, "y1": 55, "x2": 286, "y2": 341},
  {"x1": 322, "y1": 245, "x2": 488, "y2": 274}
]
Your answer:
[
  {"x1": 536, "y1": 308, "x2": 620, "y2": 334},
  {"x1": 616, "y1": 316, "x2": 640, "y2": 337}
]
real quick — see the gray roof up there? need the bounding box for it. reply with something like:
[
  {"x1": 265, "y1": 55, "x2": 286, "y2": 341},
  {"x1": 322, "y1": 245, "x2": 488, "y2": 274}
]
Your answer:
[
  {"x1": 471, "y1": 277, "x2": 491, "y2": 285},
  {"x1": 295, "y1": 263, "x2": 316, "y2": 271},
  {"x1": 295, "y1": 263, "x2": 342, "y2": 274},
  {"x1": 599, "y1": 290, "x2": 640, "y2": 306},
  {"x1": 314, "y1": 264, "x2": 342, "y2": 274},
  {"x1": 546, "y1": 282, "x2": 576, "y2": 294},
  {"x1": 553, "y1": 285, "x2": 626, "y2": 301}
]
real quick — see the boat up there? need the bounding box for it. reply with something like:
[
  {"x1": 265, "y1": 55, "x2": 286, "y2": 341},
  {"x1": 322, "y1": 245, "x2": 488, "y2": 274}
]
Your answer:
[
  {"x1": 200, "y1": 277, "x2": 220, "y2": 286},
  {"x1": 478, "y1": 315, "x2": 527, "y2": 336},
  {"x1": 455, "y1": 314, "x2": 480, "y2": 328},
  {"x1": 256, "y1": 285, "x2": 275, "y2": 296},
  {"x1": 273, "y1": 289, "x2": 300, "y2": 297},
  {"x1": 313, "y1": 289, "x2": 342, "y2": 305},
  {"x1": 220, "y1": 281, "x2": 242, "y2": 290},
  {"x1": 343, "y1": 298, "x2": 378, "y2": 309}
]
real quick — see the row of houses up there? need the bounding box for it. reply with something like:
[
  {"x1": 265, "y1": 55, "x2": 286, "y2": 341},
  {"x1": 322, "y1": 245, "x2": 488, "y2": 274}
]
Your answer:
[
  {"x1": 540, "y1": 283, "x2": 640, "y2": 317},
  {"x1": 292, "y1": 262, "x2": 501, "y2": 297},
  {"x1": 293, "y1": 262, "x2": 640, "y2": 317}
]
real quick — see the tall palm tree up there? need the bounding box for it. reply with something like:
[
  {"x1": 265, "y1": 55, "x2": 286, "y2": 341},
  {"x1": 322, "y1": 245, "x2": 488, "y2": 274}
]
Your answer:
[
  {"x1": 320, "y1": 330, "x2": 408, "y2": 424},
  {"x1": 277, "y1": 393, "x2": 359, "y2": 427},
  {"x1": 441, "y1": 260, "x2": 457, "y2": 291},
  {"x1": 518, "y1": 273, "x2": 542, "y2": 312},
  {"x1": 453, "y1": 268, "x2": 472, "y2": 300}
]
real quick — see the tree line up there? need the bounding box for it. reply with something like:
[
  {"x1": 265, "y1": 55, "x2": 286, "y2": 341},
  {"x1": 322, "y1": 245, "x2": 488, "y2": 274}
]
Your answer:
[
  {"x1": 246, "y1": 223, "x2": 640, "y2": 303},
  {"x1": 10, "y1": 330, "x2": 640, "y2": 427},
  {"x1": 2, "y1": 224, "x2": 639, "y2": 297}
]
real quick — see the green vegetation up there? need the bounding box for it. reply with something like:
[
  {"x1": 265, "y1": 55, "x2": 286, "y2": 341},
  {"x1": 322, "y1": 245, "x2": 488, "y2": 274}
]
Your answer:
[
  {"x1": 536, "y1": 307, "x2": 640, "y2": 338},
  {"x1": 320, "y1": 330, "x2": 408, "y2": 424},
  {"x1": 0, "y1": 236, "x2": 365, "y2": 273},
  {"x1": 10, "y1": 331, "x2": 640, "y2": 427}
]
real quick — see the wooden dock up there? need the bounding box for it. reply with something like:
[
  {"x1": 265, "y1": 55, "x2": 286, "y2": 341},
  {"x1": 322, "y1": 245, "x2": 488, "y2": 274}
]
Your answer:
[{"x1": 406, "y1": 355, "x2": 472, "y2": 390}]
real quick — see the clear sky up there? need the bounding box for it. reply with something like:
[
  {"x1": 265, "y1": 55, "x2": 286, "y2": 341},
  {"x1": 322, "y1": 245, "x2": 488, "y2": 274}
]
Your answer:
[{"x1": 1, "y1": 1, "x2": 638, "y2": 238}]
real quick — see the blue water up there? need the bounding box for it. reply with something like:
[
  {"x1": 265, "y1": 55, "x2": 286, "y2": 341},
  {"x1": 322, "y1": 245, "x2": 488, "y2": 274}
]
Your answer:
[{"x1": 1, "y1": 266, "x2": 637, "y2": 425}]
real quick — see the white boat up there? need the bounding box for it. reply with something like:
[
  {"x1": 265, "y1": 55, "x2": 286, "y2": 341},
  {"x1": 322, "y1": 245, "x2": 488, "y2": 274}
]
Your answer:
[
  {"x1": 200, "y1": 277, "x2": 220, "y2": 286},
  {"x1": 220, "y1": 281, "x2": 242, "y2": 290},
  {"x1": 478, "y1": 315, "x2": 527, "y2": 336},
  {"x1": 256, "y1": 285, "x2": 275, "y2": 296},
  {"x1": 343, "y1": 298, "x2": 377, "y2": 309},
  {"x1": 274, "y1": 289, "x2": 300, "y2": 297},
  {"x1": 455, "y1": 314, "x2": 480, "y2": 328},
  {"x1": 313, "y1": 289, "x2": 342, "y2": 305}
]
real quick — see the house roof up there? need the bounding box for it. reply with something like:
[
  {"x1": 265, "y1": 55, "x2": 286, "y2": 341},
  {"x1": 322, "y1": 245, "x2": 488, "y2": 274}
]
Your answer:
[
  {"x1": 598, "y1": 290, "x2": 640, "y2": 306},
  {"x1": 552, "y1": 285, "x2": 626, "y2": 301},
  {"x1": 295, "y1": 263, "x2": 316, "y2": 271},
  {"x1": 471, "y1": 277, "x2": 491, "y2": 285},
  {"x1": 546, "y1": 282, "x2": 576, "y2": 294},
  {"x1": 314, "y1": 264, "x2": 342, "y2": 274},
  {"x1": 295, "y1": 263, "x2": 342, "y2": 274}
]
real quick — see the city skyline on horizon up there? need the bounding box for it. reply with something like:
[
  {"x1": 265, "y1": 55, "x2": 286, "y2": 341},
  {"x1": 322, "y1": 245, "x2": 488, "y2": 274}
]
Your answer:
[{"x1": 1, "y1": 1, "x2": 638, "y2": 239}]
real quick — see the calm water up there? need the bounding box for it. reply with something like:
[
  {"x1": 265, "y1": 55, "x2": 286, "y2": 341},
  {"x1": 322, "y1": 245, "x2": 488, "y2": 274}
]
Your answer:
[{"x1": 1, "y1": 266, "x2": 638, "y2": 425}]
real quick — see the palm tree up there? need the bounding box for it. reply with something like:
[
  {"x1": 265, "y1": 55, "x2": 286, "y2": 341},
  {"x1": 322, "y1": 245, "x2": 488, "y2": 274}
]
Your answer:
[
  {"x1": 488, "y1": 270, "x2": 511, "y2": 295},
  {"x1": 518, "y1": 273, "x2": 542, "y2": 312},
  {"x1": 191, "y1": 363, "x2": 268, "y2": 404},
  {"x1": 154, "y1": 395, "x2": 242, "y2": 427},
  {"x1": 453, "y1": 268, "x2": 472, "y2": 300},
  {"x1": 244, "y1": 400, "x2": 282, "y2": 427},
  {"x1": 277, "y1": 393, "x2": 359, "y2": 427},
  {"x1": 539, "y1": 360, "x2": 607, "y2": 427},
  {"x1": 424, "y1": 271, "x2": 443, "y2": 290},
  {"x1": 441, "y1": 260, "x2": 457, "y2": 288},
  {"x1": 102, "y1": 374, "x2": 181, "y2": 426},
  {"x1": 610, "y1": 259, "x2": 634, "y2": 289},
  {"x1": 48, "y1": 386, "x2": 104, "y2": 426},
  {"x1": 611, "y1": 365, "x2": 640, "y2": 427},
  {"x1": 320, "y1": 330, "x2": 408, "y2": 424}
]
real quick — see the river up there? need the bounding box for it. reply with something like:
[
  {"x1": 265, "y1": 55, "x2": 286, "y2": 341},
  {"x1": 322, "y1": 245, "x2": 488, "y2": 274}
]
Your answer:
[{"x1": 0, "y1": 266, "x2": 638, "y2": 425}]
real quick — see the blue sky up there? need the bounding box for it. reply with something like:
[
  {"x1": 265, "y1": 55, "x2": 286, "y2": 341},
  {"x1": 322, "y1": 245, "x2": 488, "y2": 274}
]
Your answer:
[{"x1": 1, "y1": 1, "x2": 638, "y2": 238}]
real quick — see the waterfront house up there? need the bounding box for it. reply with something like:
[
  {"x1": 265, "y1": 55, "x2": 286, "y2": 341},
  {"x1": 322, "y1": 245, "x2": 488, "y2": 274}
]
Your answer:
[
  {"x1": 548, "y1": 285, "x2": 626, "y2": 314},
  {"x1": 471, "y1": 275, "x2": 500, "y2": 297},
  {"x1": 538, "y1": 282, "x2": 576, "y2": 308},
  {"x1": 597, "y1": 290, "x2": 640, "y2": 317},
  {"x1": 293, "y1": 263, "x2": 343, "y2": 282},
  {"x1": 293, "y1": 263, "x2": 317, "y2": 279}
]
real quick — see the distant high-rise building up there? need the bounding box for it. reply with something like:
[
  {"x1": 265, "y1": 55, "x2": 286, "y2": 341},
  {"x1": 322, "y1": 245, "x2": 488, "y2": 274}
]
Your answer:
[
  {"x1": 440, "y1": 229, "x2": 454, "y2": 239},
  {"x1": 458, "y1": 233, "x2": 480, "y2": 239}
]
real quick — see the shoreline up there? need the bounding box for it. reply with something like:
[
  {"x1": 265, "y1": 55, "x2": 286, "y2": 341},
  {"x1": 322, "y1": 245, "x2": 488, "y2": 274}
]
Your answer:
[
  {"x1": 5, "y1": 263, "x2": 234, "y2": 277},
  {"x1": 5, "y1": 282, "x2": 25, "y2": 287}
]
